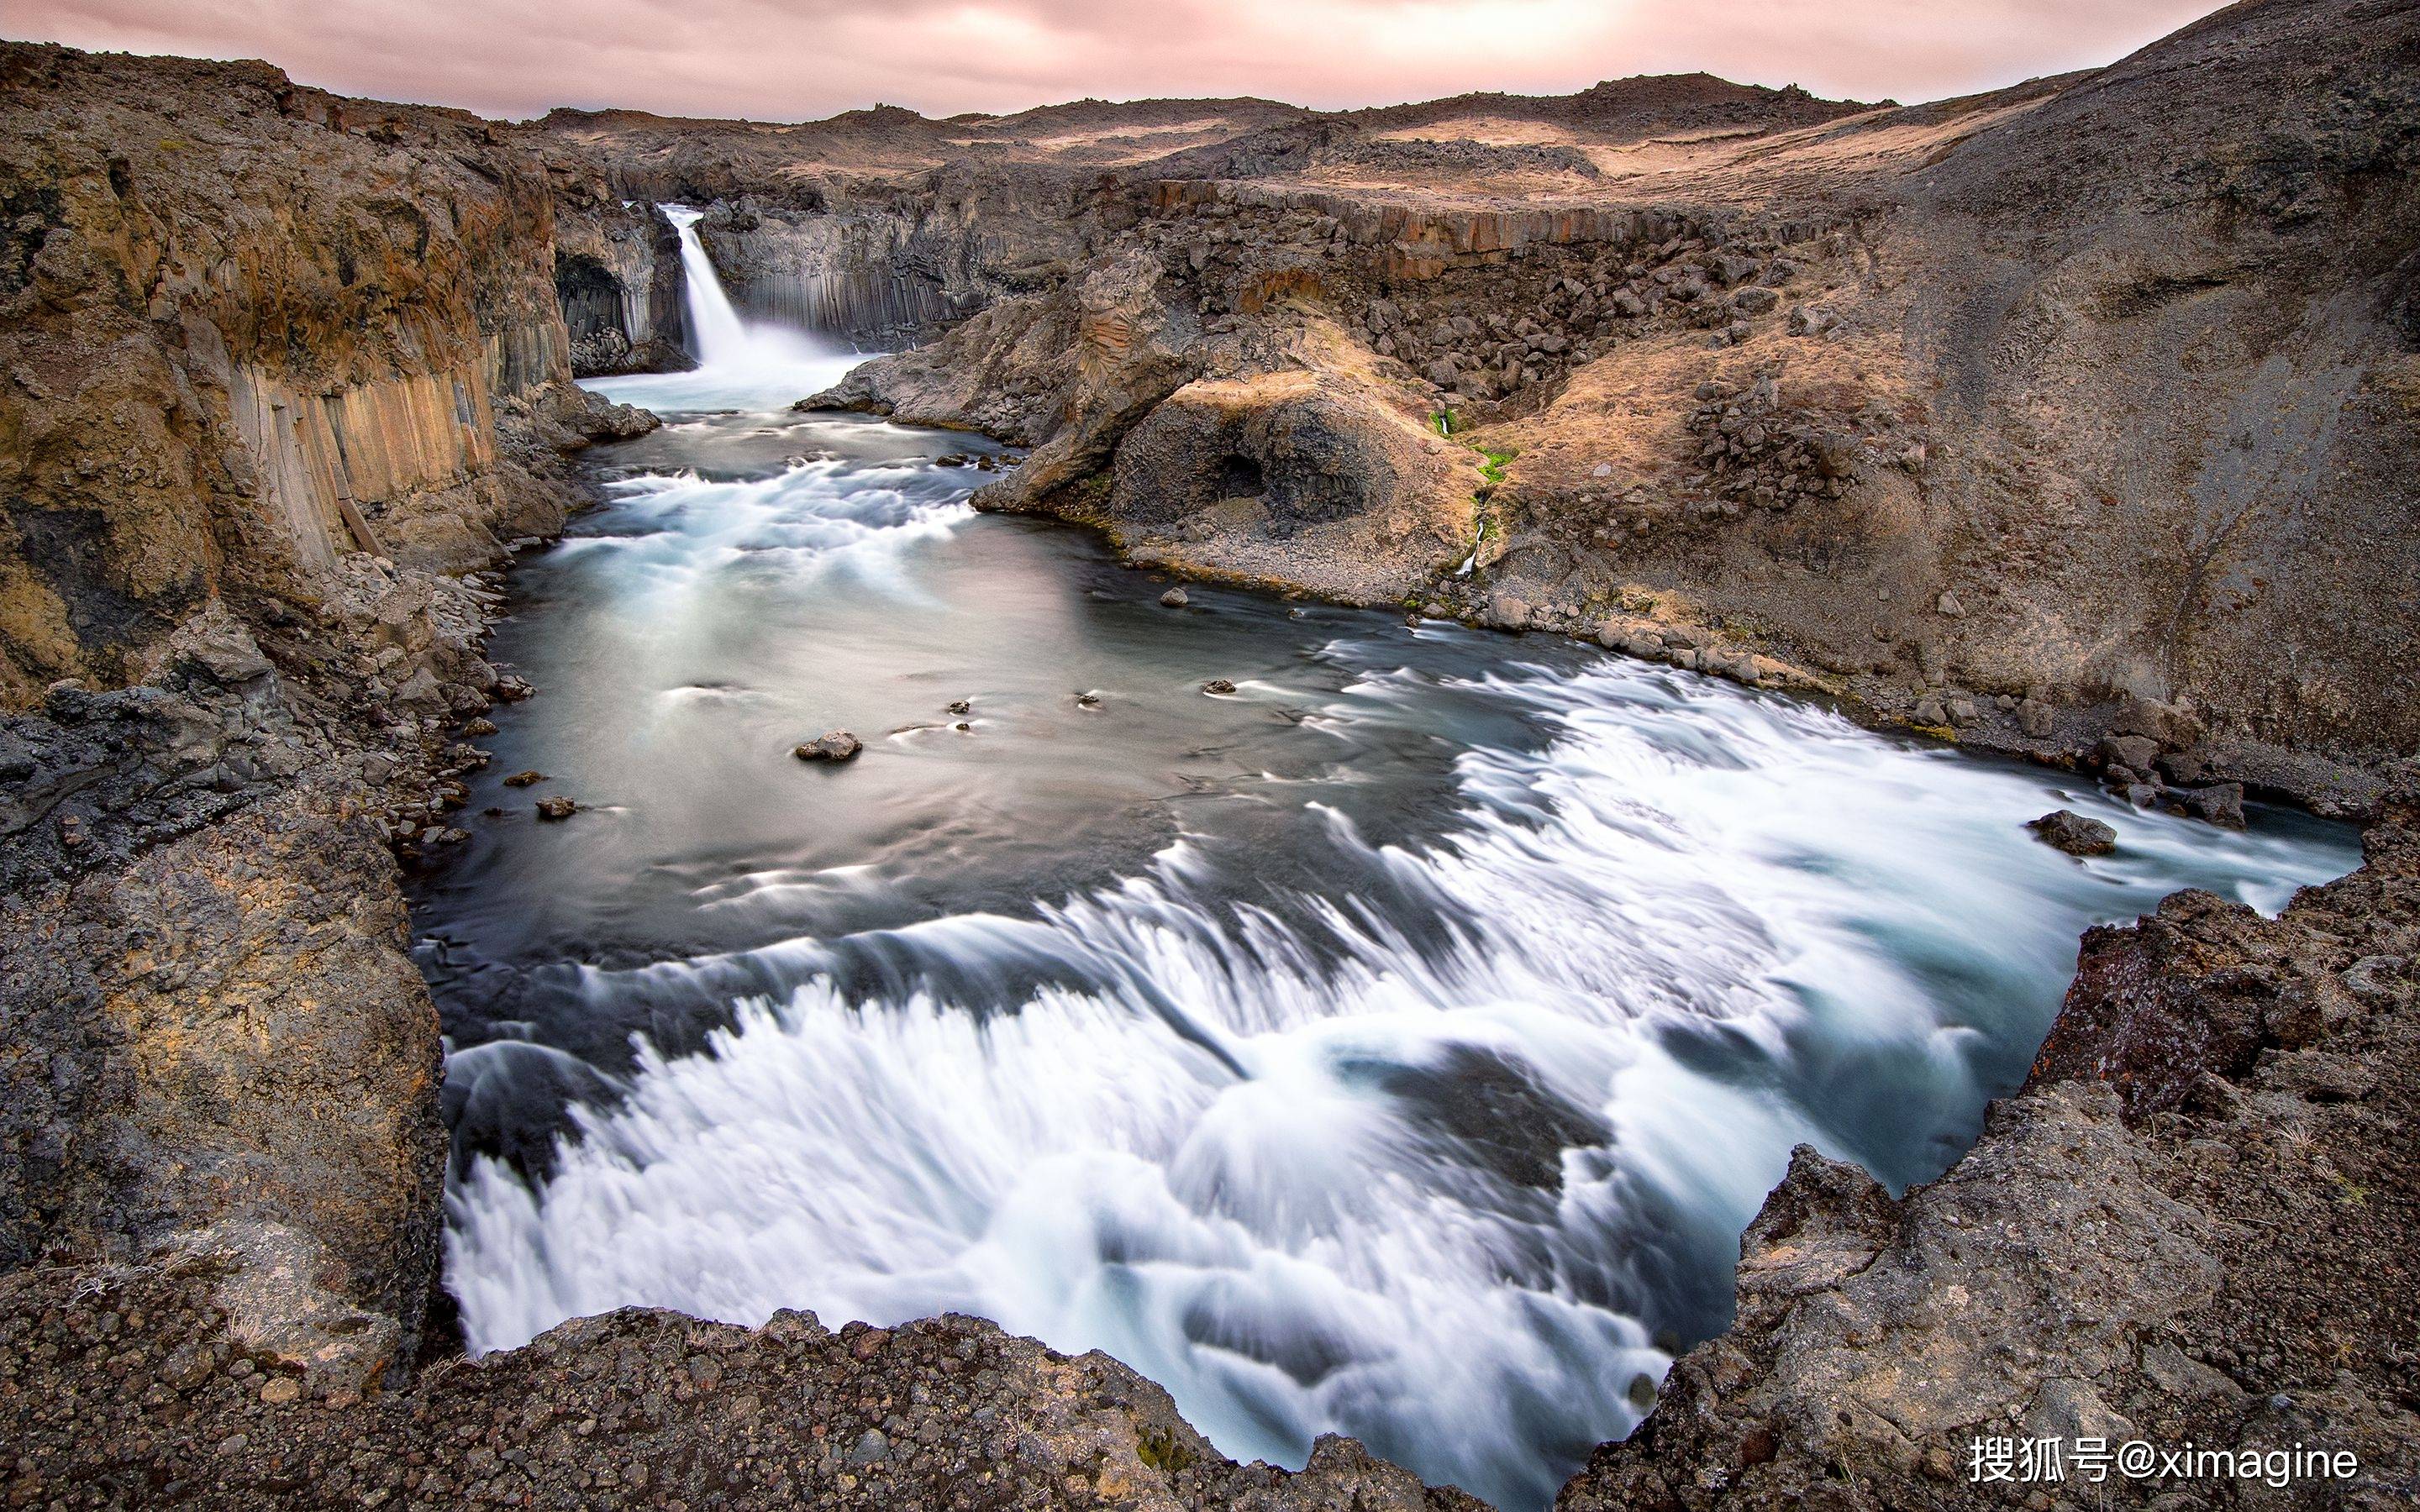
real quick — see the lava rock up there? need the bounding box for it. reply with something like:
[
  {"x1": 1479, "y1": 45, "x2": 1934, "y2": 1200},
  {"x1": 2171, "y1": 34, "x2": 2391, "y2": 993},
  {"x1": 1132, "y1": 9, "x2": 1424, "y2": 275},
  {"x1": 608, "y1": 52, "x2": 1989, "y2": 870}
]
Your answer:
[
  {"x1": 2094, "y1": 733, "x2": 2162, "y2": 774},
  {"x1": 2028, "y1": 809, "x2": 2118, "y2": 855},
  {"x1": 2175, "y1": 781, "x2": 2246, "y2": 828},
  {"x1": 792, "y1": 732, "x2": 863, "y2": 763}
]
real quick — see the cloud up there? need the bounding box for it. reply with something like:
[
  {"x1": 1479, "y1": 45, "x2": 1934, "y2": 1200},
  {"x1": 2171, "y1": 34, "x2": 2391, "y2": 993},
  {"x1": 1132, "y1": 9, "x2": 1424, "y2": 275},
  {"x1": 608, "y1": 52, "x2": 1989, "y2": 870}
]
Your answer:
[{"x1": 8, "y1": 0, "x2": 2228, "y2": 121}]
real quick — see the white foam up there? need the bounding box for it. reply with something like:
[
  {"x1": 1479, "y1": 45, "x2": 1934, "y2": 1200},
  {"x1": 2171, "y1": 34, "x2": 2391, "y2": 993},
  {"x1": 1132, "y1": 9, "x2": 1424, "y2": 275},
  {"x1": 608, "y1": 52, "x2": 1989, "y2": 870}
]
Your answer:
[{"x1": 446, "y1": 647, "x2": 2354, "y2": 1510}]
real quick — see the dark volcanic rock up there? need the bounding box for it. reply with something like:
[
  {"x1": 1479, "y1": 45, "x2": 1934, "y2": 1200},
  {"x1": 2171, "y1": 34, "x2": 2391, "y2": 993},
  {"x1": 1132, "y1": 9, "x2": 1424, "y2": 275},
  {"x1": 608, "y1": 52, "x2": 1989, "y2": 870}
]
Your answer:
[
  {"x1": 1561, "y1": 776, "x2": 2420, "y2": 1510},
  {"x1": 2028, "y1": 808, "x2": 2118, "y2": 855},
  {"x1": 793, "y1": 731, "x2": 864, "y2": 762},
  {"x1": 0, "y1": 1268, "x2": 1486, "y2": 1511}
]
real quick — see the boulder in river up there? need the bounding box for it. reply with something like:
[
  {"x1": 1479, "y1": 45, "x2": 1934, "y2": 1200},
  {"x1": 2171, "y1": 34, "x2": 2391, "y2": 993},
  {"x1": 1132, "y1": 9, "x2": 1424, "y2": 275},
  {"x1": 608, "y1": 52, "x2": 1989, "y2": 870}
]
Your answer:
[
  {"x1": 1160, "y1": 587, "x2": 1189, "y2": 607},
  {"x1": 1202, "y1": 679, "x2": 1237, "y2": 695},
  {"x1": 2028, "y1": 809, "x2": 2118, "y2": 855},
  {"x1": 792, "y1": 732, "x2": 863, "y2": 763},
  {"x1": 502, "y1": 769, "x2": 545, "y2": 788},
  {"x1": 534, "y1": 795, "x2": 578, "y2": 821}
]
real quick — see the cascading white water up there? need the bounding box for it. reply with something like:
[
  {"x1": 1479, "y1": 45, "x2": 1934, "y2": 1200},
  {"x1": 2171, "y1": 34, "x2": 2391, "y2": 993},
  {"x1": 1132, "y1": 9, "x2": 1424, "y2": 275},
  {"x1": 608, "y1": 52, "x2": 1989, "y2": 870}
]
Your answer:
[
  {"x1": 660, "y1": 203, "x2": 837, "y2": 377},
  {"x1": 425, "y1": 360, "x2": 2360, "y2": 1512}
]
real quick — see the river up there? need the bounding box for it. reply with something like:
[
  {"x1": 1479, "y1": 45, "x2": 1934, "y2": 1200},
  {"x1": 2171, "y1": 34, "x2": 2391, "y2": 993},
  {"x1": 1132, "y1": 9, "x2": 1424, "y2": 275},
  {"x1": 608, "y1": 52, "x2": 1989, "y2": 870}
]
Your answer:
[{"x1": 411, "y1": 212, "x2": 2359, "y2": 1511}]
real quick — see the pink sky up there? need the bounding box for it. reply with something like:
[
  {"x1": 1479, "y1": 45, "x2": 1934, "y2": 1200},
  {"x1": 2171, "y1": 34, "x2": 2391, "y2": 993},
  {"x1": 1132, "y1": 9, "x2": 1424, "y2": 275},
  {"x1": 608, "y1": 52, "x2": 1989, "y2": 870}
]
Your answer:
[{"x1": 8, "y1": 0, "x2": 2229, "y2": 121}]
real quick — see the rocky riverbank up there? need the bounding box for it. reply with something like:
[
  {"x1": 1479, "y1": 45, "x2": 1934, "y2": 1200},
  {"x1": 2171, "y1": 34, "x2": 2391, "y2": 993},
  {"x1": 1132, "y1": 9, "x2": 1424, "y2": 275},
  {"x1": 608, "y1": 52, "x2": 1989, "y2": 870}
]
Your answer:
[
  {"x1": 1563, "y1": 769, "x2": 2420, "y2": 1510},
  {"x1": 754, "y1": 0, "x2": 2417, "y2": 816},
  {"x1": 3, "y1": 768, "x2": 2412, "y2": 1509},
  {"x1": 0, "y1": 42, "x2": 645, "y2": 1362}
]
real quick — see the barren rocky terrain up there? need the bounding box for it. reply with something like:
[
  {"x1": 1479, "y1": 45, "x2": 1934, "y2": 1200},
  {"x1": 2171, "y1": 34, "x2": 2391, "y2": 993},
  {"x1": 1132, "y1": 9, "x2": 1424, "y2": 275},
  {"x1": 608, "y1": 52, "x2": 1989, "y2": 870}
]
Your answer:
[{"x1": 1, "y1": 0, "x2": 2416, "y2": 1506}]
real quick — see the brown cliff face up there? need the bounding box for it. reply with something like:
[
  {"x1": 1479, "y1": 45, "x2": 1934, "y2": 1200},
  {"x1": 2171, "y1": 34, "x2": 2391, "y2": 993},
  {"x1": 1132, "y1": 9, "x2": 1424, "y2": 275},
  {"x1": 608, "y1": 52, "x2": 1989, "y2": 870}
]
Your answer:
[
  {"x1": 0, "y1": 42, "x2": 650, "y2": 1378},
  {"x1": 0, "y1": 44, "x2": 589, "y2": 704},
  {"x1": 767, "y1": 0, "x2": 2417, "y2": 808},
  {"x1": 0, "y1": 9, "x2": 2413, "y2": 1512}
]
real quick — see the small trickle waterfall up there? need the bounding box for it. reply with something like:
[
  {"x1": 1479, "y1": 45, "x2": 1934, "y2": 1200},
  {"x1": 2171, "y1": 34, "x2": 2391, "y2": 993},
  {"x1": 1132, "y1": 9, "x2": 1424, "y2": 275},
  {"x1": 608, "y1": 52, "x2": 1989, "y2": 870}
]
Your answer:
[{"x1": 418, "y1": 260, "x2": 2363, "y2": 1511}]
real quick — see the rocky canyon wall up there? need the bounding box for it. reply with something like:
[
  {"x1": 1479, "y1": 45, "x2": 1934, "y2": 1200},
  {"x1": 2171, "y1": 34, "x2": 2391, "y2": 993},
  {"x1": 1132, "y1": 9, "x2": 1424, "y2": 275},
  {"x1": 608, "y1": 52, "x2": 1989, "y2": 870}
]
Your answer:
[
  {"x1": 0, "y1": 44, "x2": 592, "y2": 702},
  {"x1": 804, "y1": 0, "x2": 2420, "y2": 810},
  {"x1": 694, "y1": 168, "x2": 1095, "y2": 347},
  {"x1": 550, "y1": 195, "x2": 691, "y2": 376},
  {"x1": 0, "y1": 7, "x2": 2414, "y2": 1510},
  {"x1": 0, "y1": 41, "x2": 650, "y2": 1384}
]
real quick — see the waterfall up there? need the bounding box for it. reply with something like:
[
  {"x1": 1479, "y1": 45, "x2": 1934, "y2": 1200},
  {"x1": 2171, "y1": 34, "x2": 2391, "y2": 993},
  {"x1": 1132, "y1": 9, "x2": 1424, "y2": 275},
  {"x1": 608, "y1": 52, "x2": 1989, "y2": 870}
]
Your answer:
[
  {"x1": 660, "y1": 204, "x2": 833, "y2": 375},
  {"x1": 663, "y1": 205, "x2": 748, "y2": 365}
]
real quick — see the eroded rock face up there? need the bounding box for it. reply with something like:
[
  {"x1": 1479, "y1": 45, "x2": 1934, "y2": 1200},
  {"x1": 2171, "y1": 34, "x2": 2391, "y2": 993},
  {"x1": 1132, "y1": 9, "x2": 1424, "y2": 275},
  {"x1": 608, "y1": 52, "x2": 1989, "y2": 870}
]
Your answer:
[
  {"x1": 1563, "y1": 777, "x2": 2420, "y2": 1510},
  {"x1": 697, "y1": 176, "x2": 1086, "y2": 348},
  {"x1": 1, "y1": 13, "x2": 2415, "y2": 1512},
  {"x1": 550, "y1": 197, "x2": 692, "y2": 376},
  {"x1": 0, "y1": 43, "x2": 602, "y2": 702},
  {"x1": 0, "y1": 41, "x2": 652, "y2": 1368},
  {"x1": 775, "y1": 0, "x2": 2417, "y2": 806},
  {"x1": 1103, "y1": 366, "x2": 1478, "y2": 604}
]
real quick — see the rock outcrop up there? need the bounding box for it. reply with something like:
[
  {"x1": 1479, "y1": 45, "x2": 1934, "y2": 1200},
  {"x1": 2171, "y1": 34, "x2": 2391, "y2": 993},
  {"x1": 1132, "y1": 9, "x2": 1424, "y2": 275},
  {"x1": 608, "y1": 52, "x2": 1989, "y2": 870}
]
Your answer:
[
  {"x1": 694, "y1": 171, "x2": 1089, "y2": 348},
  {"x1": 0, "y1": 41, "x2": 650, "y2": 1380},
  {"x1": 765, "y1": 0, "x2": 2419, "y2": 811},
  {"x1": 1564, "y1": 772, "x2": 2420, "y2": 1509},
  {"x1": 0, "y1": 44, "x2": 590, "y2": 701},
  {"x1": 550, "y1": 196, "x2": 691, "y2": 375},
  {"x1": 0, "y1": 1278, "x2": 1482, "y2": 1510}
]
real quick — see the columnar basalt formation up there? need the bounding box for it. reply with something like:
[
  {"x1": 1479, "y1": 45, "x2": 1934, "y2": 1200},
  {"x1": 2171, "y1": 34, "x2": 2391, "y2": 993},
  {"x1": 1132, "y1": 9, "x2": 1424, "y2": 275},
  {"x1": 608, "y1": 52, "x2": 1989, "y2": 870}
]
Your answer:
[
  {"x1": 549, "y1": 195, "x2": 691, "y2": 375},
  {"x1": 0, "y1": 41, "x2": 650, "y2": 1382},
  {"x1": 694, "y1": 171, "x2": 1090, "y2": 347}
]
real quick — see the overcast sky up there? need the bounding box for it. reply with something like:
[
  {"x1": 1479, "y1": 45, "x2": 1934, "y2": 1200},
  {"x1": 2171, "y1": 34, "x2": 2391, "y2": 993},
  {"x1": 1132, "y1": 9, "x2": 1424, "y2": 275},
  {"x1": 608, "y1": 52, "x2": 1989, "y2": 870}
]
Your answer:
[{"x1": 8, "y1": 0, "x2": 2230, "y2": 122}]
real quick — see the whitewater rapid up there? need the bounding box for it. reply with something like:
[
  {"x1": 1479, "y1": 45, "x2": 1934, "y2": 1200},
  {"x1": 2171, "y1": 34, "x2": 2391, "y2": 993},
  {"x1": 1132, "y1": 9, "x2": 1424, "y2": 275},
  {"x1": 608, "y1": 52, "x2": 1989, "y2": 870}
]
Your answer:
[{"x1": 419, "y1": 226, "x2": 2359, "y2": 1512}]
